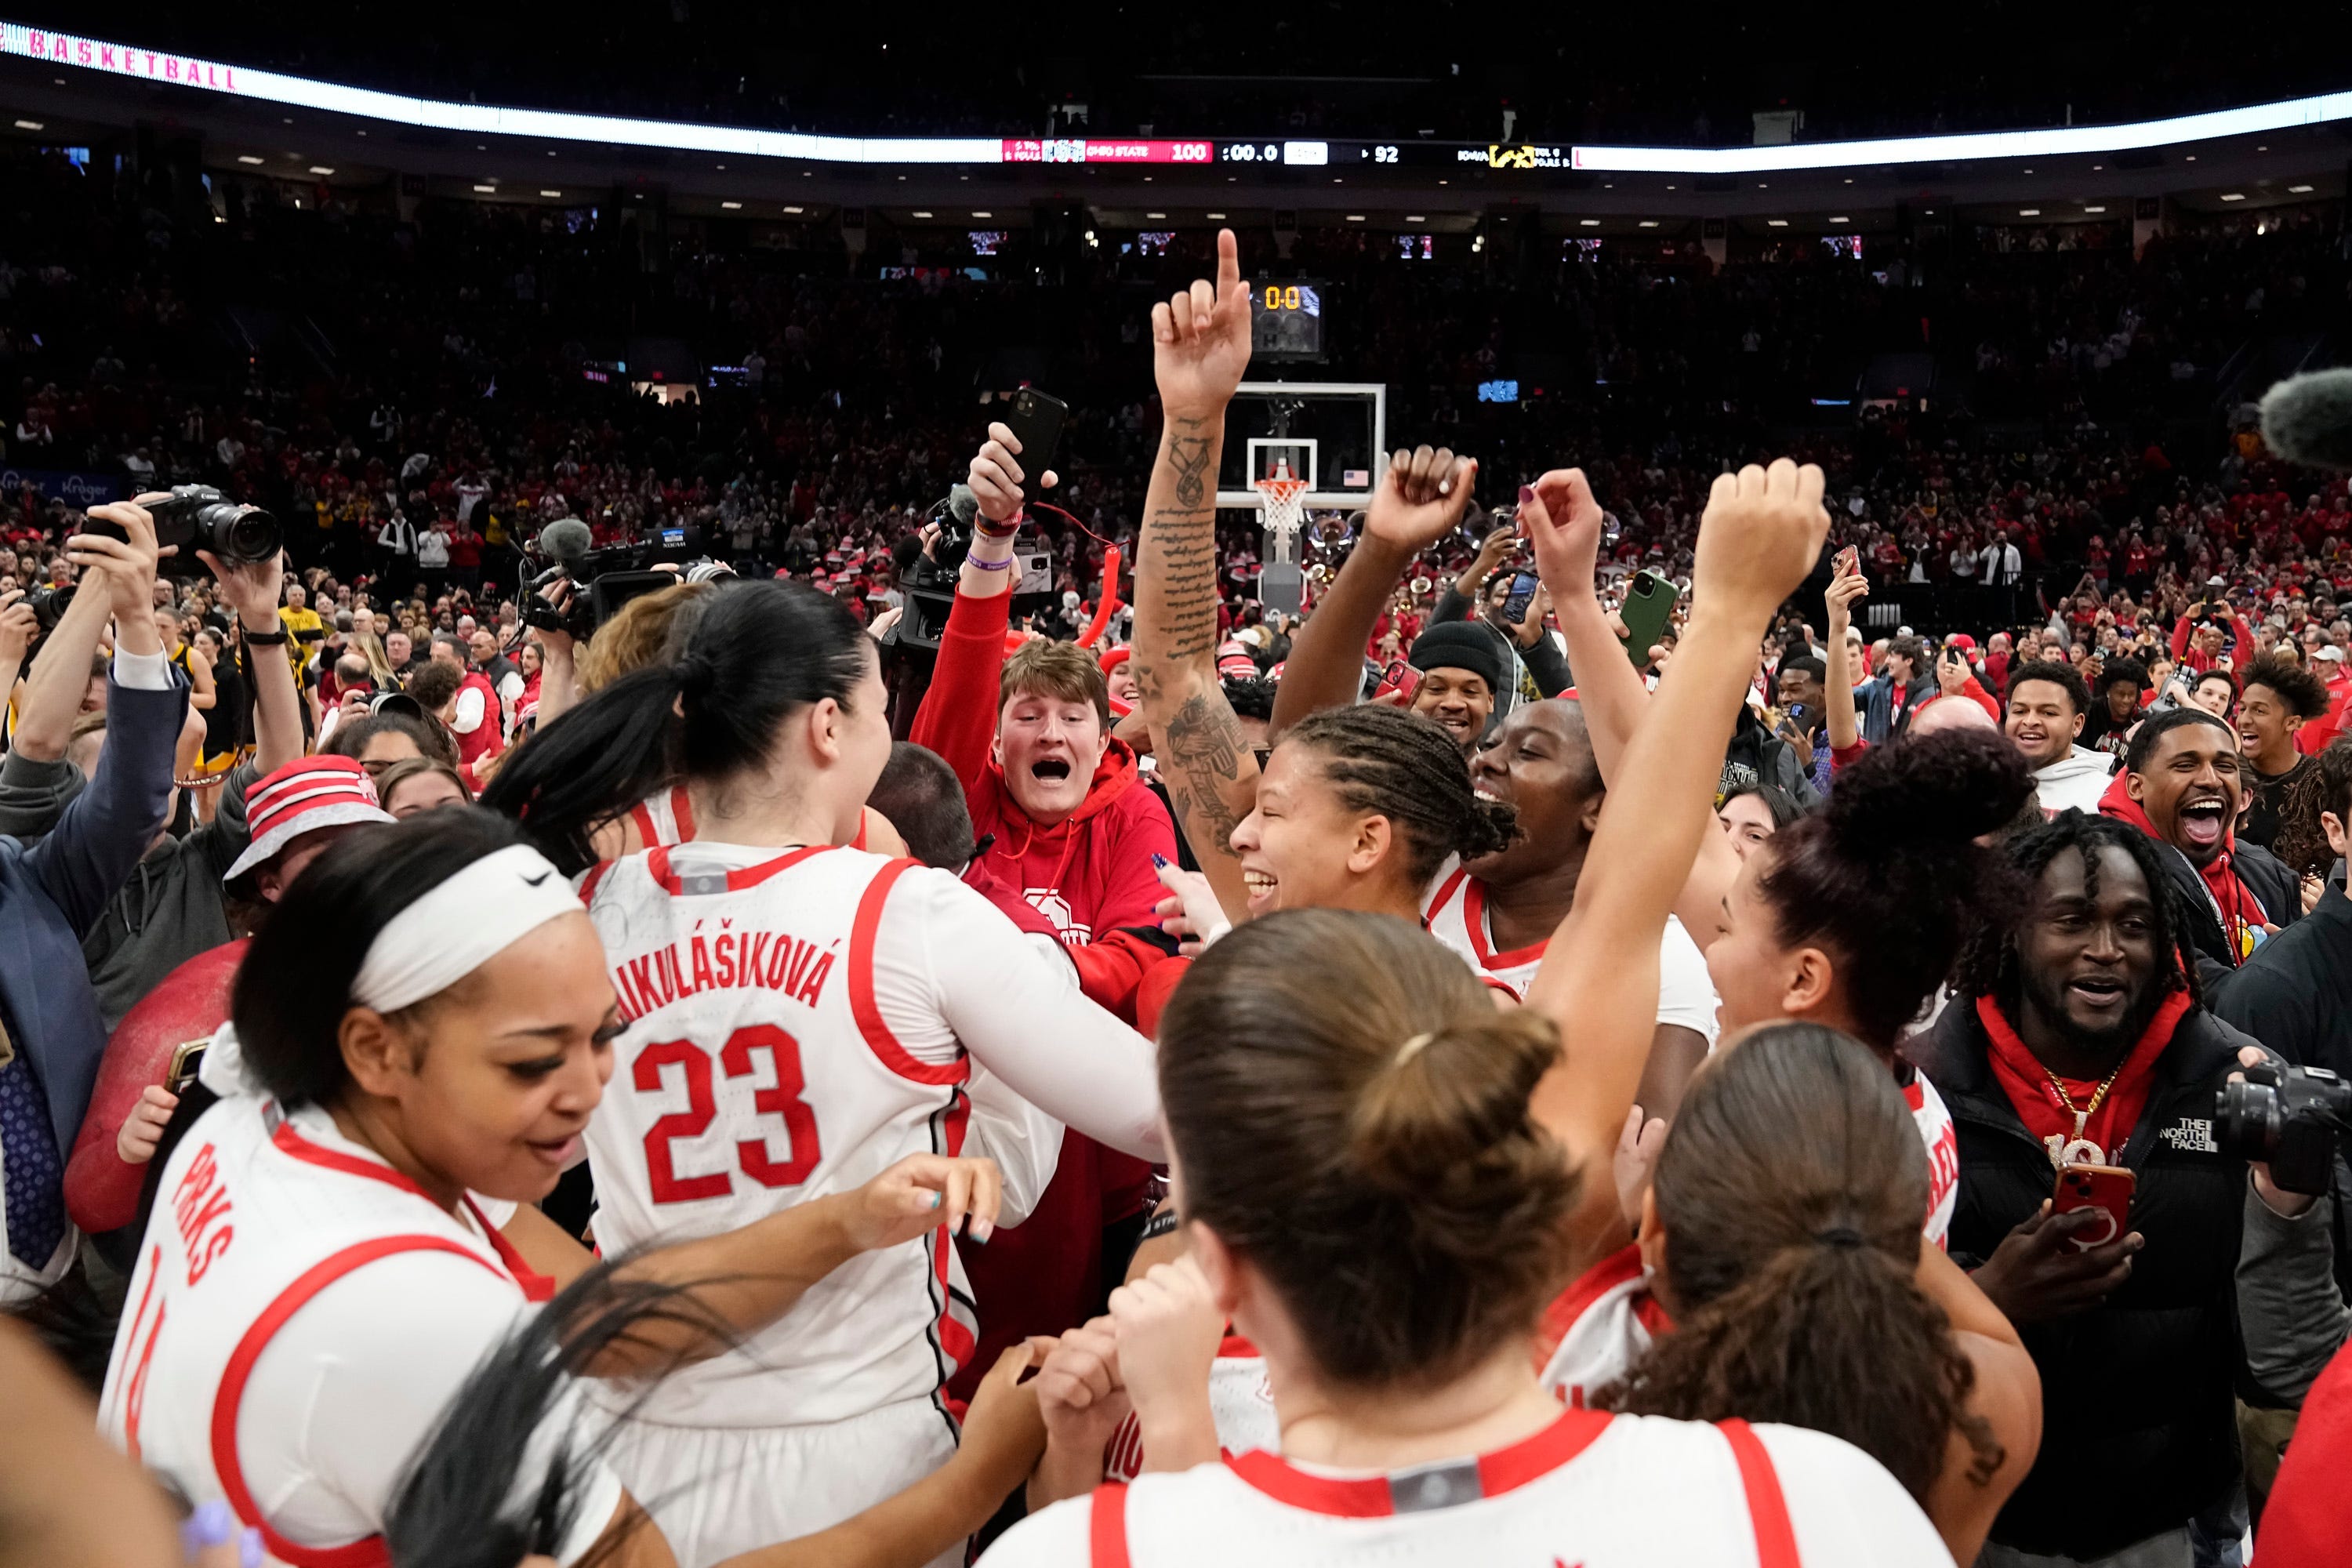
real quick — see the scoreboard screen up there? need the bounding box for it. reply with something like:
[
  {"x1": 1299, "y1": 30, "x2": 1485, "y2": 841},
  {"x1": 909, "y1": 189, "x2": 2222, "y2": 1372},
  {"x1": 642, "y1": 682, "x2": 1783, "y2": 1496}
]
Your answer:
[{"x1": 1250, "y1": 281, "x2": 1324, "y2": 361}]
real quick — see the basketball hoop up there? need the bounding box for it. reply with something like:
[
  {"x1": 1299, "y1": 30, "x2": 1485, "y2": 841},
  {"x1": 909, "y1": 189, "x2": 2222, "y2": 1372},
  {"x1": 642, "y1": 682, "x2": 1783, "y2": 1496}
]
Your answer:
[{"x1": 1254, "y1": 475, "x2": 1310, "y2": 563}]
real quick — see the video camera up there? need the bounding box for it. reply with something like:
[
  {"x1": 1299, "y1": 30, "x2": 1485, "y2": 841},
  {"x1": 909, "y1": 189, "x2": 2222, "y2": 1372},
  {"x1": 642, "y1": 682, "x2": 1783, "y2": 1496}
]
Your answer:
[
  {"x1": 2215, "y1": 1061, "x2": 2352, "y2": 1196},
  {"x1": 893, "y1": 485, "x2": 1056, "y2": 652},
  {"x1": 518, "y1": 517, "x2": 696, "y2": 641}
]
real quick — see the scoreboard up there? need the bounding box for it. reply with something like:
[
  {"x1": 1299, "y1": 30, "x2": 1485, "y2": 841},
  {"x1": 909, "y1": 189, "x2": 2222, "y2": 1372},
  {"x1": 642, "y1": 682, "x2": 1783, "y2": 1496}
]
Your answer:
[
  {"x1": 1249, "y1": 280, "x2": 1324, "y2": 361},
  {"x1": 997, "y1": 139, "x2": 1569, "y2": 171}
]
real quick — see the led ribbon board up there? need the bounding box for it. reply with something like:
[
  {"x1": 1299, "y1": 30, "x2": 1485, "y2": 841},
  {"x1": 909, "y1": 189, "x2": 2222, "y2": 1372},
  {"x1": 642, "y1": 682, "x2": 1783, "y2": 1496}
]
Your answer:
[{"x1": 5, "y1": 22, "x2": 2347, "y2": 174}]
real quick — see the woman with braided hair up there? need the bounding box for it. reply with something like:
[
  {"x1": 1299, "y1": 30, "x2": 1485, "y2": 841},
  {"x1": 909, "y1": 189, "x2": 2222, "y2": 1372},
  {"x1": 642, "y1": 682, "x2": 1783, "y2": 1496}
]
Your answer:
[{"x1": 1225, "y1": 702, "x2": 1518, "y2": 922}]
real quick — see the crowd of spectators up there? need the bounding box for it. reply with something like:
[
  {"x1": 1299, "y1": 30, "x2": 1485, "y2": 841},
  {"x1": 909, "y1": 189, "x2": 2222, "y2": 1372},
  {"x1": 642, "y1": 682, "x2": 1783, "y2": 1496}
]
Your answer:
[{"x1": 8, "y1": 108, "x2": 2352, "y2": 1566}]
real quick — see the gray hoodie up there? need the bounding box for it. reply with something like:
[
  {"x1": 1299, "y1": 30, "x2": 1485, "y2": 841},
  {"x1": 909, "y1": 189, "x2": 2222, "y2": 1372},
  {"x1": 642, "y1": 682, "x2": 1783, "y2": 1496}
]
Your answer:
[{"x1": 2032, "y1": 745, "x2": 2114, "y2": 817}]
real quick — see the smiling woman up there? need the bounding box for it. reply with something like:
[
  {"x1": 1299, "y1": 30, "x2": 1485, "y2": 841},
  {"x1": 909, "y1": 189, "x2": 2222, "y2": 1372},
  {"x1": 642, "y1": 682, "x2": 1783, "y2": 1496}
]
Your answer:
[{"x1": 98, "y1": 808, "x2": 1029, "y2": 1568}]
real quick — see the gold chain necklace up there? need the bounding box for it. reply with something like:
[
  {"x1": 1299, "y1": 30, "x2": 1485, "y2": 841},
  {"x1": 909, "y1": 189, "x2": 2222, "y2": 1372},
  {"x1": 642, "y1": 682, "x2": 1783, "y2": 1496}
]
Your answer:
[{"x1": 2044, "y1": 1059, "x2": 2126, "y2": 1143}]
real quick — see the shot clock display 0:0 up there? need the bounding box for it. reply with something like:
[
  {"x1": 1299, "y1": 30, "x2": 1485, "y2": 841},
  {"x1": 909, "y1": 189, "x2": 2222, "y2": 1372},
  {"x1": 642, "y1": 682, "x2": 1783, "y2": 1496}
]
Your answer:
[{"x1": 1250, "y1": 280, "x2": 1323, "y2": 360}]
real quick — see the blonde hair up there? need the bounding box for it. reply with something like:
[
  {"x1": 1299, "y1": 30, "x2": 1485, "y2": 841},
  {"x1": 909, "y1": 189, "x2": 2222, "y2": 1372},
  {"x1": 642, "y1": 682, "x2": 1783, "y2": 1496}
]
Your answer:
[{"x1": 575, "y1": 581, "x2": 716, "y2": 695}]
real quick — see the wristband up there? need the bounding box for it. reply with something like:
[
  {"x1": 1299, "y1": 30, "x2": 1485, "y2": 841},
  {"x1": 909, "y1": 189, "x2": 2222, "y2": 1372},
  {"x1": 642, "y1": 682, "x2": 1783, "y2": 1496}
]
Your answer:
[
  {"x1": 974, "y1": 506, "x2": 1023, "y2": 540},
  {"x1": 241, "y1": 625, "x2": 289, "y2": 647},
  {"x1": 967, "y1": 554, "x2": 1016, "y2": 572},
  {"x1": 1137, "y1": 1207, "x2": 1181, "y2": 1243}
]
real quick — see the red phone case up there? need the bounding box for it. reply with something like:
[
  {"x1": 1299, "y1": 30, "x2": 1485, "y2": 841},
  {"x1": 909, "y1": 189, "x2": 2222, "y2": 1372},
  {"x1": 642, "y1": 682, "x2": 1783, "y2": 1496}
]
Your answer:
[{"x1": 2053, "y1": 1163, "x2": 2136, "y2": 1251}]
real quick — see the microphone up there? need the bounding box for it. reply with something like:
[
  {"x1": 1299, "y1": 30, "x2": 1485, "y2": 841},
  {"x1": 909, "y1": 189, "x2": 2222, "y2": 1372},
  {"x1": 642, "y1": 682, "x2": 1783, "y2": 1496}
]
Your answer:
[
  {"x1": 537, "y1": 517, "x2": 595, "y2": 564},
  {"x1": 946, "y1": 485, "x2": 980, "y2": 526},
  {"x1": 2259, "y1": 369, "x2": 2352, "y2": 471}
]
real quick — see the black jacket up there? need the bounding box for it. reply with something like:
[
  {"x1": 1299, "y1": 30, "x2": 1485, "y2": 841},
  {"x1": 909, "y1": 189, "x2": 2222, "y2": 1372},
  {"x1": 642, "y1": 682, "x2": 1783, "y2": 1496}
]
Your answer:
[
  {"x1": 1912, "y1": 998, "x2": 2258, "y2": 1559},
  {"x1": 2148, "y1": 836, "x2": 2303, "y2": 993},
  {"x1": 2212, "y1": 884, "x2": 2352, "y2": 1076}
]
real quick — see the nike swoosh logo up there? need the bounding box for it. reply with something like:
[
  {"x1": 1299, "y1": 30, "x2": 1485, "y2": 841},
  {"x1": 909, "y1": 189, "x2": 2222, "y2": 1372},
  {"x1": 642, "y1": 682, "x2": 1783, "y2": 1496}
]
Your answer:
[{"x1": 524, "y1": 871, "x2": 550, "y2": 886}]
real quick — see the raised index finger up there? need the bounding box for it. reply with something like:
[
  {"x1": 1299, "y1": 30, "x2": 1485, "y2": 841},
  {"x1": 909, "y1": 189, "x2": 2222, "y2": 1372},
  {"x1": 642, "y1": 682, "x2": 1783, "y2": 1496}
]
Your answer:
[{"x1": 1215, "y1": 227, "x2": 1241, "y2": 303}]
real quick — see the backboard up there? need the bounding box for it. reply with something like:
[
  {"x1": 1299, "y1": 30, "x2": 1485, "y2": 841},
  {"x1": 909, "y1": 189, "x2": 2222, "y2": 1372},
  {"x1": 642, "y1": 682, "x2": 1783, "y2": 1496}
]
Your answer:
[{"x1": 1216, "y1": 381, "x2": 1386, "y2": 511}]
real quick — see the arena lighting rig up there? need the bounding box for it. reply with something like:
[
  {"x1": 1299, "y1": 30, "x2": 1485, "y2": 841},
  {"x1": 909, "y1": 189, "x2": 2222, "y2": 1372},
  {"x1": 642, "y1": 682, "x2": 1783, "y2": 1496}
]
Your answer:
[{"x1": 4, "y1": 19, "x2": 2350, "y2": 176}]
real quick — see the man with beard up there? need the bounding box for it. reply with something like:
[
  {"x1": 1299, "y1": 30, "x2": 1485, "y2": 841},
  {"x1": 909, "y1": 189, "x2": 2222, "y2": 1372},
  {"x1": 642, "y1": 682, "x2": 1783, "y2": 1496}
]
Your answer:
[
  {"x1": 1914, "y1": 814, "x2": 2263, "y2": 1566},
  {"x1": 1421, "y1": 697, "x2": 1719, "y2": 1117},
  {"x1": 2098, "y1": 706, "x2": 2301, "y2": 987}
]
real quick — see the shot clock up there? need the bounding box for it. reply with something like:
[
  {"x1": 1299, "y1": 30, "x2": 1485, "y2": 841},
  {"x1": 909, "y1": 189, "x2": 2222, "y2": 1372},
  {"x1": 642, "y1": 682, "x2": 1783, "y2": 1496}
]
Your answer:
[{"x1": 1250, "y1": 280, "x2": 1325, "y2": 361}]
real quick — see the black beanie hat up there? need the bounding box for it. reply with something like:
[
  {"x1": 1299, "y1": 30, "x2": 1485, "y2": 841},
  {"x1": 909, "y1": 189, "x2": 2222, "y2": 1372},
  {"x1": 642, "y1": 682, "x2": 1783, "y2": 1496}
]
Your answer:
[{"x1": 1407, "y1": 621, "x2": 1507, "y2": 693}]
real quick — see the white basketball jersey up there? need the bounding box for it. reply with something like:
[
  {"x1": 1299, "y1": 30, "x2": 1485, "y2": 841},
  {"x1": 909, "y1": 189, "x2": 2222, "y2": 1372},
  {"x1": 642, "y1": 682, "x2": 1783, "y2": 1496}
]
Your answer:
[
  {"x1": 1535, "y1": 1243, "x2": 1670, "y2": 1410},
  {"x1": 985, "y1": 1407, "x2": 1950, "y2": 1567},
  {"x1": 1421, "y1": 867, "x2": 1721, "y2": 1044},
  {"x1": 580, "y1": 843, "x2": 977, "y2": 1427},
  {"x1": 1103, "y1": 1335, "x2": 1281, "y2": 1482},
  {"x1": 1906, "y1": 1068, "x2": 1958, "y2": 1250},
  {"x1": 629, "y1": 784, "x2": 698, "y2": 848},
  {"x1": 96, "y1": 1097, "x2": 547, "y2": 1566}
]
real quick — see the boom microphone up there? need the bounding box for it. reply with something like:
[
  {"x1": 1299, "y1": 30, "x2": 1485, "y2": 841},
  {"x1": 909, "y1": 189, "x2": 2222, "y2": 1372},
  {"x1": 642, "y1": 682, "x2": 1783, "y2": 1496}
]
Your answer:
[
  {"x1": 2259, "y1": 369, "x2": 2352, "y2": 471},
  {"x1": 946, "y1": 484, "x2": 981, "y2": 526},
  {"x1": 537, "y1": 517, "x2": 595, "y2": 564}
]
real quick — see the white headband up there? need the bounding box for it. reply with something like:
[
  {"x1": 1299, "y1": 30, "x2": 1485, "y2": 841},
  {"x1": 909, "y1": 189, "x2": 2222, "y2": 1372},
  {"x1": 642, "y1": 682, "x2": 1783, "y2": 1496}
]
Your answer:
[{"x1": 351, "y1": 844, "x2": 583, "y2": 1015}]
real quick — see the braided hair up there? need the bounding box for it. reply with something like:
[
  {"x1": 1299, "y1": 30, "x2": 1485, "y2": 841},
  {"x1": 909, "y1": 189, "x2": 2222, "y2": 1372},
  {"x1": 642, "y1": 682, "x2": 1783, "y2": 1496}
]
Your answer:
[
  {"x1": 1955, "y1": 811, "x2": 2202, "y2": 1012},
  {"x1": 1281, "y1": 705, "x2": 1519, "y2": 887}
]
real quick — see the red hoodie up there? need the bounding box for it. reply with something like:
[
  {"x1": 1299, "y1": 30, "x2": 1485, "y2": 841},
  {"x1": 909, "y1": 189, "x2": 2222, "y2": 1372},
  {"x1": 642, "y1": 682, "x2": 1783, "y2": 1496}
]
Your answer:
[
  {"x1": 911, "y1": 587, "x2": 1175, "y2": 943},
  {"x1": 2097, "y1": 771, "x2": 2269, "y2": 960}
]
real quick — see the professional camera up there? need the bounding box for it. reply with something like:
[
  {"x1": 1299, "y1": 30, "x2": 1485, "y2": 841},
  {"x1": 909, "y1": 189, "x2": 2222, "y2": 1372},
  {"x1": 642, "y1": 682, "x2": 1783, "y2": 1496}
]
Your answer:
[
  {"x1": 518, "y1": 517, "x2": 681, "y2": 641},
  {"x1": 85, "y1": 485, "x2": 281, "y2": 572},
  {"x1": 24, "y1": 583, "x2": 75, "y2": 636},
  {"x1": 2214, "y1": 1061, "x2": 2352, "y2": 1196}
]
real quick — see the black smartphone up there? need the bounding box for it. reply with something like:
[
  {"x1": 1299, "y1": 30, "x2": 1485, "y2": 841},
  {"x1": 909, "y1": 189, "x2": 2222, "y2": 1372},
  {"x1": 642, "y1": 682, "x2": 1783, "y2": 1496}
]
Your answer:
[
  {"x1": 1504, "y1": 570, "x2": 1539, "y2": 622},
  {"x1": 1000, "y1": 388, "x2": 1067, "y2": 503}
]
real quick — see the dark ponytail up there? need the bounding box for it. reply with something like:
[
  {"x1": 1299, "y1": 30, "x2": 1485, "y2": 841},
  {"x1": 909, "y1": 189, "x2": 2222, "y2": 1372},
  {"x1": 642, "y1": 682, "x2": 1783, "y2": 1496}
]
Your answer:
[
  {"x1": 1754, "y1": 728, "x2": 2031, "y2": 1049},
  {"x1": 1597, "y1": 1023, "x2": 1999, "y2": 1505},
  {"x1": 386, "y1": 1265, "x2": 737, "y2": 1568},
  {"x1": 484, "y1": 579, "x2": 872, "y2": 875},
  {"x1": 1158, "y1": 910, "x2": 1575, "y2": 1391},
  {"x1": 1281, "y1": 705, "x2": 1519, "y2": 887}
]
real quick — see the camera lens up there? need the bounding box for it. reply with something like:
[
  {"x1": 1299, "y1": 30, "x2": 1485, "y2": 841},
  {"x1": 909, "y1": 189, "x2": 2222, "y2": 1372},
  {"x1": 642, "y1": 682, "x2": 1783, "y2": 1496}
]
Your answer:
[
  {"x1": 205, "y1": 504, "x2": 281, "y2": 564},
  {"x1": 2212, "y1": 1079, "x2": 2282, "y2": 1163}
]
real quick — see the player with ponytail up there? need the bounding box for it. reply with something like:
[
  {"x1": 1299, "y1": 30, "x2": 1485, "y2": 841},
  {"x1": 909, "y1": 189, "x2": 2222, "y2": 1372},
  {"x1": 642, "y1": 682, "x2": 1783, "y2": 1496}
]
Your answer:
[
  {"x1": 487, "y1": 578, "x2": 1162, "y2": 1568},
  {"x1": 1599, "y1": 1022, "x2": 2039, "y2": 1565}
]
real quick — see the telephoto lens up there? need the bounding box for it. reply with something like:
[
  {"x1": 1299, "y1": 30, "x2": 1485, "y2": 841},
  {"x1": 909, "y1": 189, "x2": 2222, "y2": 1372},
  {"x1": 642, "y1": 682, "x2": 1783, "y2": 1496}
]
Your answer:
[
  {"x1": 2213, "y1": 1062, "x2": 2352, "y2": 1196},
  {"x1": 104, "y1": 485, "x2": 284, "y2": 568}
]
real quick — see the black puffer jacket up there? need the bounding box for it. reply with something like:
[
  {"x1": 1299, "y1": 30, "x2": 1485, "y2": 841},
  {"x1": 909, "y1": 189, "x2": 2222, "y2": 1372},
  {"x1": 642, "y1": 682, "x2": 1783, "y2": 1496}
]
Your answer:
[{"x1": 1911, "y1": 998, "x2": 2257, "y2": 1560}]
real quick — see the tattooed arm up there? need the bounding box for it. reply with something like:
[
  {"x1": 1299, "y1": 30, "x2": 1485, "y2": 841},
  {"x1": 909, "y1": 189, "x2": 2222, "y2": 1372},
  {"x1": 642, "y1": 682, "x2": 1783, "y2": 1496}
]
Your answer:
[{"x1": 1132, "y1": 230, "x2": 1261, "y2": 924}]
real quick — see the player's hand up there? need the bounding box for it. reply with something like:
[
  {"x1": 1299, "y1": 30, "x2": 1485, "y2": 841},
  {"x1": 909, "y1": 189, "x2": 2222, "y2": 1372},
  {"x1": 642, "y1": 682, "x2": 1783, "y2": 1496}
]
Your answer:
[
  {"x1": 1612, "y1": 1104, "x2": 1668, "y2": 1232},
  {"x1": 1152, "y1": 229, "x2": 1253, "y2": 420},
  {"x1": 1107, "y1": 1255, "x2": 1223, "y2": 1469},
  {"x1": 1969, "y1": 1200, "x2": 2142, "y2": 1323},
  {"x1": 69, "y1": 499, "x2": 170, "y2": 626},
  {"x1": 1153, "y1": 857, "x2": 1229, "y2": 956},
  {"x1": 844, "y1": 1152, "x2": 1002, "y2": 1251},
  {"x1": 1692, "y1": 460, "x2": 1830, "y2": 626},
  {"x1": 971, "y1": 422, "x2": 1059, "y2": 525},
  {"x1": 0, "y1": 590, "x2": 34, "y2": 663},
  {"x1": 953, "y1": 1338, "x2": 1054, "y2": 1500},
  {"x1": 1363, "y1": 446, "x2": 1478, "y2": 556},
  {"x1": 178, "y1": 1498, "x2": 268, "y2": 1568},
  {"x1": 1523, "y1": 468, "x2": 1608, "y2": 600},
  {"x1": 117, "y1": 1084, "x2": 180, "y2": 1166},
  {"x1": 1035, "y1": 1316, "x2": 1132, "y2": 1461}
]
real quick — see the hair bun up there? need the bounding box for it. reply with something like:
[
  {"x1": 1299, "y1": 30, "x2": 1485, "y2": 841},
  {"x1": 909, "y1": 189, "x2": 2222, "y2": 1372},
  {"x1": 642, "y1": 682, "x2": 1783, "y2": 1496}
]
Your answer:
[
  {"x1": 1346, "y1": 1010, "x2": 1559, "y2": 1199},
  {"x1": 1823, "y1": 728, "x2": 2031, "y2": 853}
]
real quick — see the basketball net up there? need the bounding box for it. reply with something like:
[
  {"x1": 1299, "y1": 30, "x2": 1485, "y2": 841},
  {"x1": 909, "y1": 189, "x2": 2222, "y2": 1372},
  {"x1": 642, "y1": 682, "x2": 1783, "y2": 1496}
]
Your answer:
[{"x1": 1254, "y1": 462, "x2": 1309, "y2": 566}]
